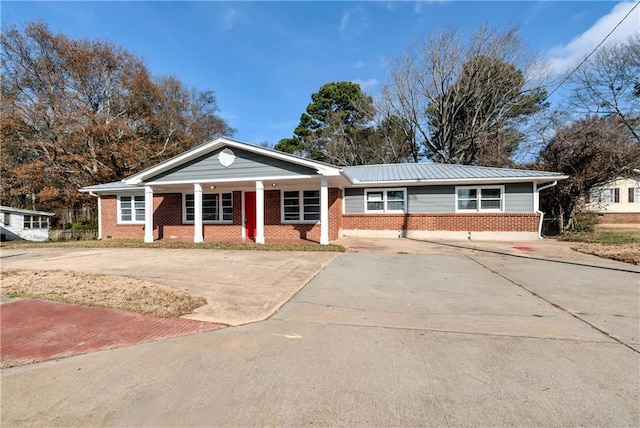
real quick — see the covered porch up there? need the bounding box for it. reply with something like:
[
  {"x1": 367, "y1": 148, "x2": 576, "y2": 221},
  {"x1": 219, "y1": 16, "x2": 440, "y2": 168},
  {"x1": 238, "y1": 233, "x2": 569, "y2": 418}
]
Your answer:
[{"x1": 138, "y1": 176, "x2": 343, "y2": 245}]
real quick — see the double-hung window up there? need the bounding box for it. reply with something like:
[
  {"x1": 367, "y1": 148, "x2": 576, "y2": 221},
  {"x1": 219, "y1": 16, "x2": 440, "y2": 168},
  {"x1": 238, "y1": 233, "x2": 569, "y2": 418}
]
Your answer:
[
  {"x1": 118, "y1": 195, "x2": 145, "y2": 223},
  {"x1": 365, "y1": 189, "x2": 406, "y2": 213},
  {"x1": 23, "y1": 215, "x2": 48, "y2": 229},
  {"x1": 2, "y1": 212, "x2": 10, "y2": 226},
  {"x1": 282, "y1": 190, "x2": 320, "y2": 222},
  {"x1": 456, "y1": 186, "x2": 503, "y2": 212},
  {"x1": 184, "y1": 193, "x2": 233, "y2": 223}
]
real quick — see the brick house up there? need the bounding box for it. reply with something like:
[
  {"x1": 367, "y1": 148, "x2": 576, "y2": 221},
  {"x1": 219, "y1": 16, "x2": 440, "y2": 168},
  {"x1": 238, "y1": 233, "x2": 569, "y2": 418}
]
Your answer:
[{"x1": 80, "y1": 137, "x2": 567, "y2": 243}]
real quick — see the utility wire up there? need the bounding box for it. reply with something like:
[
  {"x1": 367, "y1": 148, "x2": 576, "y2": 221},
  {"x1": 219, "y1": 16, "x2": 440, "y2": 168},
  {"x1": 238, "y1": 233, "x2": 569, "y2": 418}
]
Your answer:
[{"x1": 545, "y1": 0, "x2": 640, "y2": 101}]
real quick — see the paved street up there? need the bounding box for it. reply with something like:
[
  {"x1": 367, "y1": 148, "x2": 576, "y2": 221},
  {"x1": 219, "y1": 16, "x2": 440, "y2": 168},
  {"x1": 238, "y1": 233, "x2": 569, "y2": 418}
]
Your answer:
[{"x1": 1, "y1": 243, "x2": 639, "y2": 426}]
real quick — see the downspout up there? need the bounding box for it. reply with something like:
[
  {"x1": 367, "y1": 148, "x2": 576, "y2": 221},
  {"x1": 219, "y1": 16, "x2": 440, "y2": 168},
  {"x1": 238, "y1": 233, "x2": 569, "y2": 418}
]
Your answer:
[
  {"x1": 535, "y1": 181, "x2": 558, "y2": 239},
  {"x1": 89, "y1": 191, "x2": 102, "y2": 240}
]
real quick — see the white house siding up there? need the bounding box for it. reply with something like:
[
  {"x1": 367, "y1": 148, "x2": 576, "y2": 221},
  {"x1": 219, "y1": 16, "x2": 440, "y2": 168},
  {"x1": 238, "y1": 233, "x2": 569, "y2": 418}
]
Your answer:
[
  {"x1": 0, "y1": 209, "x2": 53, "y2": 241},
  {"x1": 587, "y1": 177, "x2": 640, "y2": 214}
]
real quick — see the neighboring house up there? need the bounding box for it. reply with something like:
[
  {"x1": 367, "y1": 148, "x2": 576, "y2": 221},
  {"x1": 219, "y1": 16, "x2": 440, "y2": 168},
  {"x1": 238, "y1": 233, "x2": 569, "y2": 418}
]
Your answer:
[
  {"x1": 80, "y1": 137, "x2": 568, "y2": 244},
  {"x1": 586, "y1": 171, "x2": 640, "y2": 224},
  {"x1": 0, "y1": 206, "x2": 55, "y2": 242}
]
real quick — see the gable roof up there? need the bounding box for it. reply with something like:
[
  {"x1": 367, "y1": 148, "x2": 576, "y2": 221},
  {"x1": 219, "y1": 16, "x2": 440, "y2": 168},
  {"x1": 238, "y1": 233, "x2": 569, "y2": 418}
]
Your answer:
[
  {"x1": 124, "y1": 137, "x2": 343, "y2": 185},
  {"x1": 0, "y1": 206, "x2": 55, "y2": 216},
  {"x1": 343, "y1": 163, "x2": 567, "y2": 185}
]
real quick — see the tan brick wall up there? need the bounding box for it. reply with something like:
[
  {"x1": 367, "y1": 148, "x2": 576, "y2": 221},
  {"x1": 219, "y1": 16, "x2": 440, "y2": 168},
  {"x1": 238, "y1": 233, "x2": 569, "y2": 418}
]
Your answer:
[
  {"x1": 342, "y1": 212, "x2": 539, "y2": 232},
  {"x1": 596, "y1": 212, "x2": 640, "y2": 224}
]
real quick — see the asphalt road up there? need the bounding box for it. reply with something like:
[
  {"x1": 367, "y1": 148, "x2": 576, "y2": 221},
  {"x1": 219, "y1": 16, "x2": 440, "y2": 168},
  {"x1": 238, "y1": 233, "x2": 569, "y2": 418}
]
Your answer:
[{"x1": 1, "y1": 247, "x2": 639, "y2": 426}]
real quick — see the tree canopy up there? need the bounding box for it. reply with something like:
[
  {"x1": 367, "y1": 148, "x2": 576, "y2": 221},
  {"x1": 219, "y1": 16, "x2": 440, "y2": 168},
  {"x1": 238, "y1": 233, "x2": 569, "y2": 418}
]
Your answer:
[
  {"x1": 0, "y1": 22, "x2": 234, "y2": 218},
  {"x1": 275, "y1": 81, "x2": 416, "y2": 165},
  {"x1": 535, "y1": 114, "x2": 639, "y2": 232},
  {"x1": 381, "y1": 25, "x2": 547, "y2": 166}
]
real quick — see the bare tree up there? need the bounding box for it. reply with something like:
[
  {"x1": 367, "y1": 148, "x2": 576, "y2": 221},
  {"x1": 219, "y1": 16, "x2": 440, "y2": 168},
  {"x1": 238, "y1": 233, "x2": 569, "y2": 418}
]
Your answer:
[
  {"x1": 381, "y1": 25, "x2": 547, "y2": 166},
  {"x1": 536, "y1": 114, "x2": 640, "y2": 232},
  {"x1": 567, "y1": 34, "x2": 640, "y2": 143}
]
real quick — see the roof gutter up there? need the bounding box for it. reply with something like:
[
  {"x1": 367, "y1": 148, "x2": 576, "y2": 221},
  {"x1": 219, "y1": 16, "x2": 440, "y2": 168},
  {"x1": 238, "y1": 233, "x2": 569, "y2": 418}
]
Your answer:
[
  {"x1": 348, "y1": 176, "x2": 568, "y2": 187},
  {"x1": 535, "y1": 180, "x2": 558, "y2": 239}
]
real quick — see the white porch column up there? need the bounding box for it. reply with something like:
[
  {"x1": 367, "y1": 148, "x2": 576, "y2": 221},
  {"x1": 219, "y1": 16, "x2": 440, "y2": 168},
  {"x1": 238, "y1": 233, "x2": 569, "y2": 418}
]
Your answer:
[
  {"x1": 256, "y1": 180, "x2": 265, "y2": 244},
  {"x1": 320, "y1": 178, "x2": 329, "y2": 245},
  {"x1": 144, "y1": 186, "x2": 154, "y2": 243},
  {"x1": 194, "y1": 183, "x2": 204, "y2": 243},
  {"x1": 97, "y1": 195, "x2": 103, "y2": 240}
]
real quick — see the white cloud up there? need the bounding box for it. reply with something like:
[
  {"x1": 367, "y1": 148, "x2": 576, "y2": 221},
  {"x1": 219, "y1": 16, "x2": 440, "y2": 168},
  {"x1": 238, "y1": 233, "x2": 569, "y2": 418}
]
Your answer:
[
  {"x1": 548, "y1": 1, "x2": 640, "y2": 74},
  {"x1": 339, "y1": 7, "x2": 368, "y2": 40},
  {"x1": 353, "y1": 60, "x2": 366, "y2": 70},
  {"x1": 220, "y1": 7, "x2": 237, "y2": 31},
  {"x1": 352, "y1": 78, "x2": 379, "y2": 91}
]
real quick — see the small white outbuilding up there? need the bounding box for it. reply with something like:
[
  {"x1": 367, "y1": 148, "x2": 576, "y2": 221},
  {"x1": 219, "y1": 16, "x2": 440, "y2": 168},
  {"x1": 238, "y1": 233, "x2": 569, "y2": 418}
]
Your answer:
[{"x1": 0, "y1": 206, "x2": 55, "y2": 242}]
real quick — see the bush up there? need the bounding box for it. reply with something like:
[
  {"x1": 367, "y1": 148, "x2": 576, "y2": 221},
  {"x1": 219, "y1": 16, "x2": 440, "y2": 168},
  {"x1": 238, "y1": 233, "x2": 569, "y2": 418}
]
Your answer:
[
  {"x1": 570, "y1": 211, "x2": 599, "y2": 233},
  {"x1": 70, "y1": 219, "x2": 97, "y2": 230}
]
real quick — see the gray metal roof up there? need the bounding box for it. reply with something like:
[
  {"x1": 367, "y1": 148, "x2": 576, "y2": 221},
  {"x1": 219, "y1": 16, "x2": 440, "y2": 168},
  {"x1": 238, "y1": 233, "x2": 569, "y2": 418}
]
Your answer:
[{"x1": 343, "y1": 163, "x2": 565, "y2": 183}]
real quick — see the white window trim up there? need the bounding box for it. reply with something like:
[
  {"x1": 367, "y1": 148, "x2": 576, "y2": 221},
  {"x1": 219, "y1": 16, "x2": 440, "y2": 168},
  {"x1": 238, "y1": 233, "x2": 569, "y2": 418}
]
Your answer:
[
  {"x1": 455, "y1": 185, "x2": 505, "y2": 213},
  {"x1": 182, "y1": 192, "x2": 234, "y2": 224},
  {"x1": 281, "y1": 189, "x2": 321, "y2": 224},
  {"x1": 23, "y1": 215, "x2": 49, "y2": 229},
  {"x1": 364, "y1": 188, "x2": 407, "y2": 214},
  {"x1": 117, "y1": 194, "x2": 146, "y2": 224}
]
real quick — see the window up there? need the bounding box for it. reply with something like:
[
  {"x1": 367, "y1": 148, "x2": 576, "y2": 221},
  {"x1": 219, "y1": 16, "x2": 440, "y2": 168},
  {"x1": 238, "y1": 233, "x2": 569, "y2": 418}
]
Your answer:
[
  {"x1": 118, "y1": 195, "x2": 145, "y2": 223},
  {"x1": 365, "y1": 189, "x2": 406, "y2": 213},
  {"x1": 282, "y1": 190, "x2": 321, "y2": 222},
  {"x1": 456, "y1": 186, "x2": 503, "y2": 212},
  {"x1": 184, "y1": 193, "x2": 233, "y2": 223},
  {"x1": 631, "y1": 187, "x2": 640, "y2": 203},
  {"x1": 591, "y1": 188, "x2": 619, "y2": 204},
  {"x1": 2, "y1": 212, "x2": 9, "y2": 226},
  {"x1": 23, "y1": 215, "x2": 48, "y2": 229}
]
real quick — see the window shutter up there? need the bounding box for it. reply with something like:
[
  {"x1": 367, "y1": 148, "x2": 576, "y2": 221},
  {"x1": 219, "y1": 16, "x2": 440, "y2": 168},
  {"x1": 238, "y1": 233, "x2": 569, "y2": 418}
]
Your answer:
[
  {"x1": 585, "y1": 192, "x2": 590, "y2": 203},
  {"x1": 629, "y1": 187, "x2": 635, "y2": 203},
  {"x1": 614, "y1": 188, "x2": 620, "y2": 203}
]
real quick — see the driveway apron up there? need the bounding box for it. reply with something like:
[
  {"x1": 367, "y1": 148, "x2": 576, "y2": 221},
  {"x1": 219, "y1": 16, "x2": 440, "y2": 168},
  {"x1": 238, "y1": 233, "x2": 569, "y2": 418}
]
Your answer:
[{"x1": 1, "y1": 245, "x2": 639, "y2": 427}]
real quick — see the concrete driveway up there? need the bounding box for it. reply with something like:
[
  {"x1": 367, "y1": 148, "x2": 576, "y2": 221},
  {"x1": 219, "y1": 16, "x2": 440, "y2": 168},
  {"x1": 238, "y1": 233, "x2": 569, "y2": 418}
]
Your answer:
[
  {"x1": 2, "y1": 240, "x2": 638, "y2": 426},
  {"x1": 0, "y1": 247, "x2": 338, "y2": 325}
]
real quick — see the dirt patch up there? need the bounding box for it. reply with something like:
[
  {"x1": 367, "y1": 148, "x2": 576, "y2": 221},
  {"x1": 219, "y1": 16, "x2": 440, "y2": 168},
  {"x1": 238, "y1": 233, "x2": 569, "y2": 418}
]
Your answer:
[
  {"x1": 0, "y1": 268, "x2": 206, "y2": 318},
  {"x1": 571, "y1": 243, "x2": 640, "y2": 265}
]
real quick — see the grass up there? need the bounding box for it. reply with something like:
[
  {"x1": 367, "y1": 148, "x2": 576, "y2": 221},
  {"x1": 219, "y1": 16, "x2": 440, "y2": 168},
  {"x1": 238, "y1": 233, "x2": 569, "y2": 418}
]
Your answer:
[
  {"x1": 557, "y1": 228, "x2": 640, "y2": 244},
  {"x1": 1, "y1": 268, "x2": 207, "y2": 318},
  {"x1": 557, "y1": 226, "x2": 640, "y2": 265},
  {"x1": 0, "y1": 238, "x2": 346, "y2": 252}
]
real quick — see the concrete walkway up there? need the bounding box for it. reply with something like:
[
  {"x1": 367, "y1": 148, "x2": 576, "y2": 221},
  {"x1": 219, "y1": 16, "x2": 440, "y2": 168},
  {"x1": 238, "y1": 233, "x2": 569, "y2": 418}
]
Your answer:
[{"x1": 2, "y1": 244, "x2": 638, "y2": 427}]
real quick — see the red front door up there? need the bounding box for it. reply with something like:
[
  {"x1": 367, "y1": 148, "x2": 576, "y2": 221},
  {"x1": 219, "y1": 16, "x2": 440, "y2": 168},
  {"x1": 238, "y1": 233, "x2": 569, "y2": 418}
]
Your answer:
[{"x1": 244, "y1": 191, "x2": 256, "y2": 239}]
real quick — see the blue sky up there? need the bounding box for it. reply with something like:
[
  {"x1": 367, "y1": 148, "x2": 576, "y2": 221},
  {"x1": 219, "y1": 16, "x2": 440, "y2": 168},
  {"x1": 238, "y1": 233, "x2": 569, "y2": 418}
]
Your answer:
[{"x1": 2, "y1": 1, "x2": 639, "y2": 146}]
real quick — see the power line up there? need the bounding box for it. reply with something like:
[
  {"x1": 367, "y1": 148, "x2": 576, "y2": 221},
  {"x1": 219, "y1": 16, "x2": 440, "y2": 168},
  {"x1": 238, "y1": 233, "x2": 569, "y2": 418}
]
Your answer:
[{"x1": 545, "y1": 0, "x2": 640, "y2": 101}]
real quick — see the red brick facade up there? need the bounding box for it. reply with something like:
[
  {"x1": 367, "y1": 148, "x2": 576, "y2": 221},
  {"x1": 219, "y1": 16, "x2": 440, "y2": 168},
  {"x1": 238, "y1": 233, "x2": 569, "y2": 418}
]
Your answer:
[
  {"x1": 342, "y1": 213, "x2": 539, "y2": 232},
  {"x1": 101, "y1": 190, "x2": 538, "y2": 242},
  {"x1": 101, "y1": 188, "x2": 343, "y2": 242}
]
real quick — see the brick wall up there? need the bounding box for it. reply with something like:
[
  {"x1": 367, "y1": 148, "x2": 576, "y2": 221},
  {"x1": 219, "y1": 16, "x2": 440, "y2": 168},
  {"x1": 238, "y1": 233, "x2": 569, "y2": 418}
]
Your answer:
[
  {"x1": 342, "y1": 212, "x2": 539, "y2": 232},
  {"x1": 100, "y1": 189, "x2": 342, "y2": 242},
  {"x1": 596, "y1": 212, "x2": 640, "y2": 224},
  {"x1": 263, "y1": 188, "x2": 342, "y2": 241}
]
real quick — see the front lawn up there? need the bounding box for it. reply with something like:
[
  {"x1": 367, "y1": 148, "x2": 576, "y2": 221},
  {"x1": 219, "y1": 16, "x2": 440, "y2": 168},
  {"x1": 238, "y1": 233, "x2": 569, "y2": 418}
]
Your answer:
[
  {"x1": 0, "y1": 238, "x2": 346, "y2": 252},
  {"x1": 558, "y1": 226, "x2": 640, "y2": 265}
]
